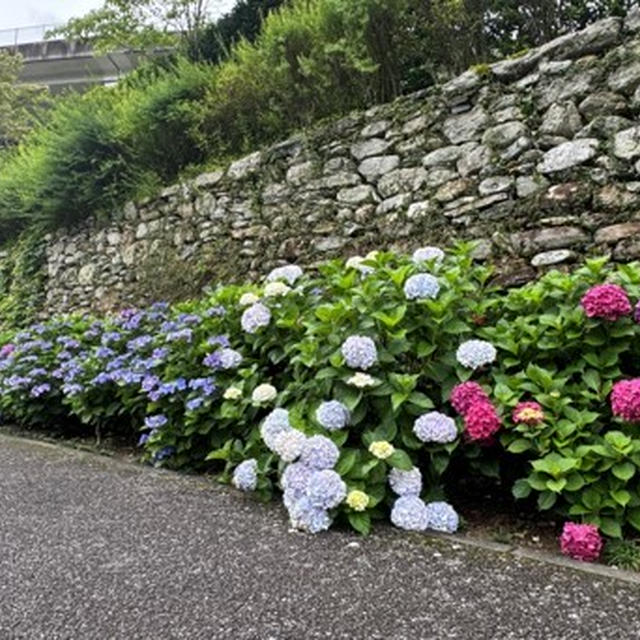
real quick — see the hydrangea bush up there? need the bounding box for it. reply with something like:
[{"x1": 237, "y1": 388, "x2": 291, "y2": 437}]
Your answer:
[{"x1": 4, "y1": 247, "x2": 640, "y2": 548}]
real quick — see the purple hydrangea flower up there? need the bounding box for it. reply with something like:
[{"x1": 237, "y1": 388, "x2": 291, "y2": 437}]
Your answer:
[
  {"x1": 165, "y1": 328, "x2": 193, "y2": 343},
  {"x1": 186, "y1": 397, "x2": 205, "y2": 412},
  {"x1": 282, "y1": 462, "x2": 314, "y2": 506}
]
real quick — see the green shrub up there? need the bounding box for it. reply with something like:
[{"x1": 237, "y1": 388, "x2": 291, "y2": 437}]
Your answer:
[{"x1": 5, "y1": 246, "x2": 640, "y2": 543}]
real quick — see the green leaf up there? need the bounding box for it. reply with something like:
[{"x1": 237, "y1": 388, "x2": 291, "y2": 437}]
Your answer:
[
  {"x1": 387, "y1": 449, "x2": 413, "y2": 471},
  {"x1": 336, "y1": 450, "x2": 358, "y2": 476},
  {"x1": 599, "y1": 517, "x2": 622, "y2": 539},
  {"x1": 373, "y1": 305, "x2": 406, "y2": 328},
  {"x1": 391, "y1": 392, "x2": 409, "y2": 412},
  {"x1": 347, "y1": 511, "x2": 371, "y2": 535},
  {"x1": 512, "y1": 478, "x2": 532, "y2": 499},
  {"x1": 408, "y1": 391, "x2": 434, "y2": 410},
  {"x1": 627, "y1": 508, "x2": 640, "y2": 532},
  {"x1": 532, "y1": 453, "x2": 578, "y2": 478},
  {"x1": 612, "y1": 489, "x2": 631, "y2": 507},
  {"x1": 546, "y1": 478, "x2": 567, "y2": 493},
  {"x1": 537, "y1": 490, "x2": 557, "y2": 510},
  {"x1": 507, "y1": 438, "x2": 531, "y2": 454},
  {"x1": 612, "y1": 461, "x2": 636, "y2": 481}
]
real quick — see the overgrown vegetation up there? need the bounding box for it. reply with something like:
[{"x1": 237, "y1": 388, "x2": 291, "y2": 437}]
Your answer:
[{"x1": 0, "y1": 0, "x2": 632, "y2": 242}]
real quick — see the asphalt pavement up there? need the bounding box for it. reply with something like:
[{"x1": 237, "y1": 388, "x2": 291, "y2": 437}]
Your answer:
[{"x1": 2, "y1": 433, "x2": 640, "y2": 640}]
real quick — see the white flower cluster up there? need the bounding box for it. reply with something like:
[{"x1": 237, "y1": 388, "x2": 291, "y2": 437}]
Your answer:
[
  {"x1": 266, "y1": 264, "x2": 303, "y2": 285},
  {"x1": 412, "y1": 246, "x2": 444, "y2": 267},
  {"x1": 456, "y1": 339, "x2": 497, "y2": 369}
]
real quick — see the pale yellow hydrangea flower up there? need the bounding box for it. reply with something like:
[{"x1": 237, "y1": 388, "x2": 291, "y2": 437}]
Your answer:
[
  {"x1": 369, "y1": 440, "x2": 395, "y2": 459},
  {"x1": 346, "y1": 490, "x2": 370, "y2": 512}
]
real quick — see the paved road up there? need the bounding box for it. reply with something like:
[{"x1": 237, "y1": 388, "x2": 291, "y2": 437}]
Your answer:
[{"x1": 2, "y1": 435, "x2": 640, "y2": 640}]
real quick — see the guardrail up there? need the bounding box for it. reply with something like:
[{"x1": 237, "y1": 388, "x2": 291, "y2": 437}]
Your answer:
[{"x1": 0, "y1": 24, "x2": 61, "y2": 47}]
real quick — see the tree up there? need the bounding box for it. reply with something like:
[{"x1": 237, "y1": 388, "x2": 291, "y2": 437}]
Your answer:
[
  {"x1": 186, "y1": 0, "x2": 286, "y2": 64},
  {"x1": 51, "y1": 0, "x2": 219, "y2": 54},
  {"x1": 0, "y1": 52, "x2": 49, "y2": 148}
]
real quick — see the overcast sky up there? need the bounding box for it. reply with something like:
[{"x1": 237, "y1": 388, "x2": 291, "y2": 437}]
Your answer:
[{"x1": 0, "y1": 0, "x2": 236, "y2": 34}]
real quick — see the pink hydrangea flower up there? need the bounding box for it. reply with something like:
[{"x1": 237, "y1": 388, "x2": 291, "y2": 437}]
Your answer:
[
  {"x1": 512, "y1": 401, "x2": 544, "y2": 426},
  {"x1": 611, "y1": 379, "x2": 640, "y2": 423},
  {"x1": 580, "y1": 284, "x2": 632, "y2": 322},
  {"x1": 464, "y1": 401, "x2": 501, "y2": 441},
  {"x1": 559, "y1": 522, "x2": 603, "y2": 562},
  {"x1": 450, "y1": 382, "x2": 489, "y2": 415}
]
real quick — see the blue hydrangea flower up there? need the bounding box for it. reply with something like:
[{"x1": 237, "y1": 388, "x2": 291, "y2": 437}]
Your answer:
[
  {"x1": 207, "y1": 335, "x2": 231, "y2": 348},
  {"x1": 404, "y1": 274, "x2": 440, "y2": 300},
  {"x1": 153, "y1": 446, "x2": 175, "y2": 462},
  {"x1": 186, "y1": 397, "x2": 204, "y2": 412},
  {"x1": 232, "y1": 459, "x2": 258, "y2": 491},
  {"x1": 217, "y1": 348, "x2": 242, "y2": 370},
  {"x1": 390, "y1": 495, "x2": 429, "y2": 531},
  {"x1": 456, "y1": 340, "x2": 497, "y2": 369},
  {"x1": 165, "y1": 328, "x2": 193, "y2": 343},
  {"x1": 189, "y1": 377, "x2": 217, "y2": 396},
  {"x1": 425, "y1": 501, "x2": 459, "y2": 533},
  {"x1": 281, "y1": 462, "x2": 313, "y2": 506},
  {"x1": 260, "y1": 408, "x2": 291, "y2": 451},
  {"x1": 299, "y1": 435, "x2": 340, "y2": 470},
  {"x1": 341, "y1": 335, "x2": 377, "y2": 370},
  {"x1": 316, "y1": 401, "x2": 350, "y2": 431},
  {"x1": 389, "y1": 467, "x2": 423, "y2": 497},
  {"x1": 412, "y1": 246, "x2": 445, "y2": 266},
  {"x1": 288, "y1": 497, "x2": 331, "y2": 534},
  {"x1": 305, "y1": 469, "x2": 346, "y2": 509},
  {"x1": 145, "y1": 414, "x2": 168, "y2": 429},
  {"x1": 241, "y1": 303, "x2": 271, "y2": 334},
  {"x1": 138, "y1": 433, "x2": 150, "y2": 447},
  {"x1": 30, "y1": 383, "x2": 51, "y2": 398},
  {"x1": 177, "y1": 313, "x2": 201, "y2": 326},
  {"x1": 413, "y1": 412, "x2": 458, "y2": 444},
  {"x1": 266, "y1": 264, "x2": 303, "y2": 285},
  {"x1": 273, "y1": 429, "x2": 307, "y2": 462},
  {"x1": 127, "y1": 335, "x2": 153, "y2": 352},
  {"x1": 62, "y1": 383, "x2": 84, "y2": 396}
]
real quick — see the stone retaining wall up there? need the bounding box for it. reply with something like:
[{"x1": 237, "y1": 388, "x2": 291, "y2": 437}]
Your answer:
[{"x1": 43, "y1": 9, "x2": 640, "y2": 314}]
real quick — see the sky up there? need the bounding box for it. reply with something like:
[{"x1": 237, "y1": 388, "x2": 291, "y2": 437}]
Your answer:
[{"x1": 0, "y1": 0, "x2": 236, "y2": 36}]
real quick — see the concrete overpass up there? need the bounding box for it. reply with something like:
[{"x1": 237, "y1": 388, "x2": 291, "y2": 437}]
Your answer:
[{"x1": 0, "y1": 25, "x2": 169, "y2": 93}]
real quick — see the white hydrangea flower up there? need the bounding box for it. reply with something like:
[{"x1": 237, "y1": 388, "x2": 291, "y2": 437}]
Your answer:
[
  {"x1": 264, "y1": 281, "x2": 291, "y2": 297},
  {"x1": 266, "y1": 264, "x2": 303, "y2": 285},
  {"x1": 347, "y1": 372, "x2": 377, "y2": 388},
  {"x1": 274, "y1": 429, "x2": 307, "y2": 462},
  {"x1": 456, "y1": 339, "x2": 497, "y2": 369},
  {"x1": 346, "y1": 256, "x2": 374, "y2": 275},
  {"x1": 252, "y1": 383, "x2": 277, "y2": 403},
  {"x1": 241, "y1": 303, "x2": 271, "y2": 333},
  {"x1": 239, "y1": 292, "x2": 260, "y2": 306},
  {"x1": 412, "y1": 246, "x2": 445, "y2": 267},
  {"x1": 388, "y1": 467, "x2": 422, "y2": 497},
  {"x1": 223, "y1": 386, "x2": 242, "y2": 400}
]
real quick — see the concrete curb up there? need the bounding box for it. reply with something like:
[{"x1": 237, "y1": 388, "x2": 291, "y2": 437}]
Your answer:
[{"x1": 4, "y1": 431, "x2": 640, "y2": 587}]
